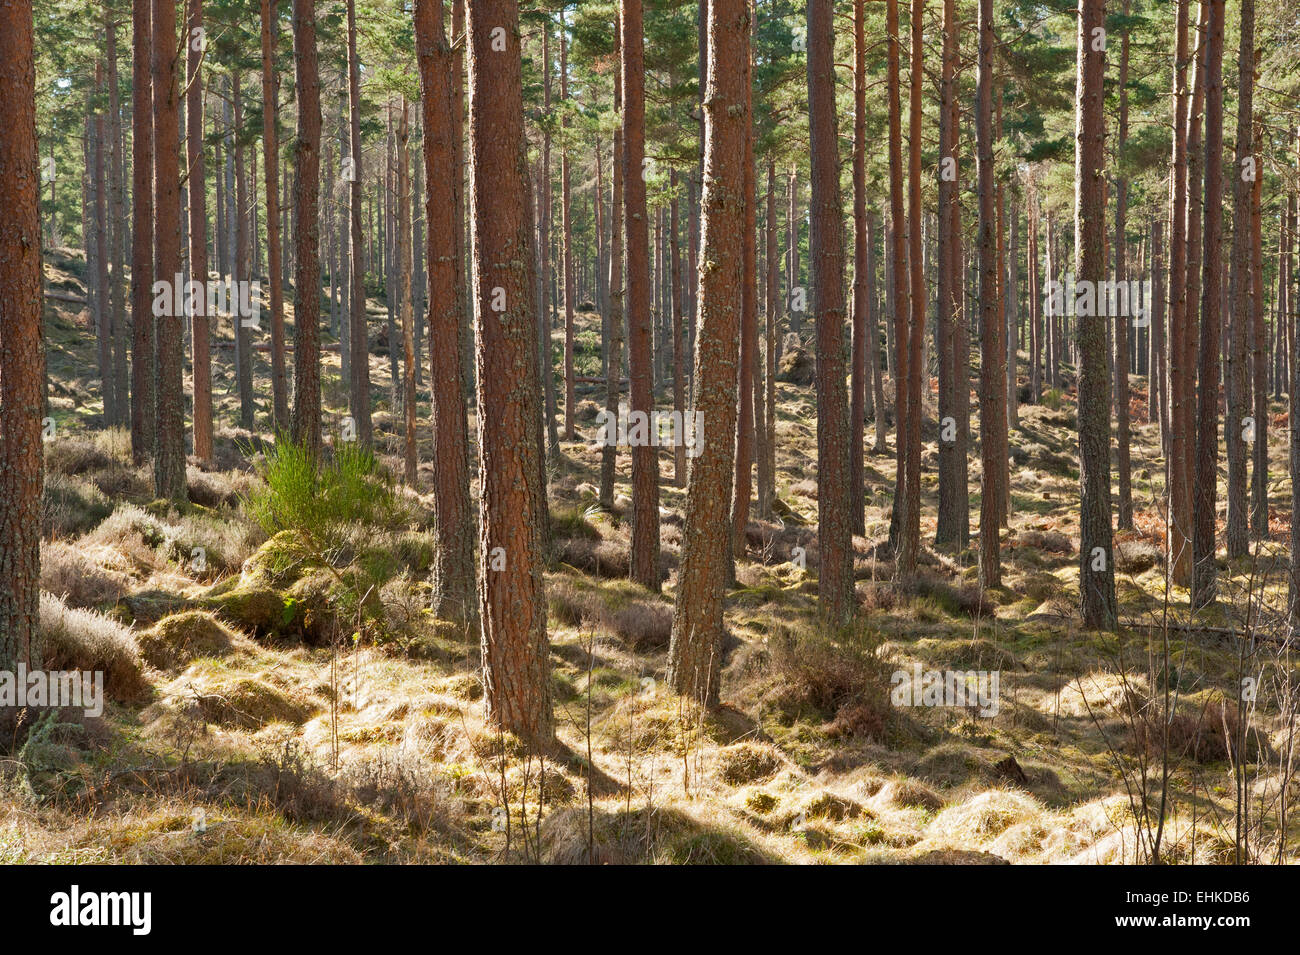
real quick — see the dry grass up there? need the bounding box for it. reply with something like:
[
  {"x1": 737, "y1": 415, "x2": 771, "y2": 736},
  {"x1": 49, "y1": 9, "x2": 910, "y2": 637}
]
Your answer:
[{"x1": 38, "y1": 591, "x2": 150, "y2": 703}]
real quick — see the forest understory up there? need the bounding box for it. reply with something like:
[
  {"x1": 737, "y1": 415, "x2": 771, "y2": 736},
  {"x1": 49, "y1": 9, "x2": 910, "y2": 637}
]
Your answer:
[{"x1": 6, "y1": 248, "x2": 1294, "y2": 866}]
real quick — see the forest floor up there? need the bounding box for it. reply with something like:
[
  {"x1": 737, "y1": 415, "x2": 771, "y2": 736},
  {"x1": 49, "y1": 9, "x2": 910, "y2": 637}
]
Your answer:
[{"x1": 5, "y1": 248, "x2": 1297, "y2": 865}]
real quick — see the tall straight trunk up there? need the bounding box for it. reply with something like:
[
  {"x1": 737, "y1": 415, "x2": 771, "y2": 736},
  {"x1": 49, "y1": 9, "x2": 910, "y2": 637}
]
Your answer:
[
  {"x1": 413, "y1": 145, "x2": 424, "y2": 386},
  {"x1": 787, "y1": 167, "x2": 800, "y2": 341},
  {"x1": 289, "y1": 0, "x2": 321, "y2": 459},
  {"x1": 1045, "y1": 212, "x2": 1058, "y2": 389},
  {"x1": 868, "y1": 211, "x2": 887, "y2": 454},
  {"x1": 94, "y1": 61, "x2": 113, "y2": 423},
  {"x1": 1291, "y1": 129, "x2": 1300, "y2": 620},
  {"x1": 1167, "y1": 0, "x2": 1193, "y2": 585},
  {"x1": 760, "y1": 161, "x2": 778, "y2": 506},
  {"x1": 467, "y1": 0, "x2": 553, "y2": 747},
  {"x1": 561, "y1": 16, "x2": 576, "y2": 441},
  {"x1": 346, "y1": 0, "x2": 371, "y2": 448},
  {"x1": 415, "y1": 0, "x2": 473, "y2": 619},
  {"x1": 849, "y1": 0, "x2": 868, "y2": 536},
  {"x1": 153, "y1": 0, "x2": 185, "y2": 501},
  {"x1": 398, "y1": 101, "x2": 416, "y2": 484},
  {"x1": 187, "y1": 0, "x2": 212, "y2": 462},
  {"x1": 594, "y1": 144, "x2": 607, "y2": 322},
  {"x1": 453, "y1": 0, "x2": 471, "y2": 407},
  {"x1": 1276, "y1": 187, "x2": 1291, "y2": 403},
  {"x1": 1192, "y1": 0, "x2": 1225, "y2": 607},
  {"x1": 540, "y1": 24, "x2": 559, "y2": 459},
  {"x1": 731, "y1": 0, "x2": 757, "y2": 559},
  {"x1": 1249, "y1": 119, "x2": 1267, "y2": 539},
  {"x1": 261, "y1": 0, "x2": 288, "y2": 431},
  {"x1": 131, "y1": 0, "x2": 154, "y2": 465},
  {"x1": 623, "y1": 0, "x2": 661, "y2": 591},
  {"x1": 1028, "y1": 190, "x2": 1042, "y2": 403},
  {"x1": 0, "y1": 0, "x2": 44, "y2": 665},
  {"x1": 230, "y1": 81, "x2": 253, "y2": 430},
  {"x1": 1184, "y1": 0, "x2": 1209, "y2": 595},
  {"x1": 108, "y1": 16, "x2": 129, "y2": 428},
  {"x1": 1075, "y1": 0, "x2": 1116, "y2": 628},
  {"x1": 1007, "y1": 199, "x2": 1020, "y2": 430},
  {"x1": 935, "y1": 0, "x2": 963, "y2": 551},
  {"x1": 993, "y1": 88, "x2": 1008, "y2": 527},
  {"x1": 1152, "y1": 219, "x2": 1167, "y2": 452},
  {"x1": 600, "y1": 125, "x2": 626, "y2": 508},
  {"x1": 976, "y1": 0, "x2": 1002, "y2": 588},
  {"x1": 667, "y1": 0, "x2": 746, "y2": 705},
  {"x1": 338, "y1": 105, "x2": 351, "y2": 382},
  {"x1": 886, "y1": 0, "x2": 910, "y2": 557},
  {"x1": 899, "y1": 0, "x2": 925, "y2": 572},
  {"x1": 385, "y1": 105, "x2": 398, "y2": 412},
  {"x1": 1226, "y1": 0, "x2": 1255, "y2": 556},
  {"x1": 1114, "y1": 1, "x2": 1132, "y2": 529},
  {"x1": 672, "y1": 171, "x2": 688, "y2": 489},
  {"x1": 808, "y1": 0, "x2": 854, "y2": 624}
]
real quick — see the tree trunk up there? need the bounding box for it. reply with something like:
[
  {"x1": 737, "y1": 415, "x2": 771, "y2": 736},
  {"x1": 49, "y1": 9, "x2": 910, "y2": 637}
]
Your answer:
[
  {"x1": 886, "y1": 0, "x2": 910, "y2": 559},
  {"x1": 130, "y1": 0, "x2": 154, "y2": 465},
  {"x1": 935, "y1": 0, "x2": 964, "y2": 551},
  {"x1": 808, "y1": 0, "x2": 854, "y2": 624},
  {"x1": 153, "y1": 0, "x2": 185, "y2": 501},
  {"x1": 467, "y1": 0, "x2": 553, "y2": 748},
  {"x1": 94, "y1": 60, "x2": 112, "y2": 425},
  {"x1": 1167, "y1": 0, "x2": 1193, "y2": 586},
  {"x1": 1114, "y1": 2, "x2": 1132, "y2": 529},
  {"x1": 539, "y1": 23, "x2": 559, "y2": 460},
  {"x1": 261, "y1": 0, "x2": 288, "y2": 432},
  {"x1": 672, "y1": 170, "x2": 689, "y2": 489},
  {"x1": 187, "y1": 0, "x2": 212, "y2": 463},
  {"x1": 666, "y1": 0, "x2": 746, "y2": 706},
  {"x1": 623, "y1": 0, "x2": 661, "y2": 592},
  {"x1": 977, "y1": 0, "x2": 1002, "y2": 589},
  {"x1": 849, "y1": 0, "x2": 868, "y2": 537},
  {"x1": 1192, "y1": 0, "x2": 1225, "y2": 607},
  {"x1": 1075, "y1": 0, "x2": 1116, "y2": 629},
  {"x1": 346, "y1": 0, "x2": 371, "y2": 449},
  {"x1": 289, "y1": 0, "x2": 321, "y2": 459},
  {"x1": 0, "y1": 0, "x2": 43, "y2": 666},
  {"x1": 1226, "y1": 0, "x2": 1255, "y2": 557},
  {"x1": 561, "y1": 16, "x2": 576, "y2": 441},
  {"x1": 415, "y1": 0, "x2": 474, "y2": 620},
  {"x1": 1249, "y1": 114, "x2": 1267, "y2": 539},
  {"x1": 108, "y1": 16, "x2": 129, "y2": 429},
  {"x1": 600, "y1": 103, "x2": 625, "y2": 509},
  {"x1": 230, "y1": 79, "x2": 253, "y2": 431},
  {"x1": 730, "y1": 0, "x2": 757, "y2": 561},
  {"x1": 868, "y1": 210, "x2": 887, "y2": 455},
  {"x1": 398, "y1": 101, "x2": 416, "y2": 484}
]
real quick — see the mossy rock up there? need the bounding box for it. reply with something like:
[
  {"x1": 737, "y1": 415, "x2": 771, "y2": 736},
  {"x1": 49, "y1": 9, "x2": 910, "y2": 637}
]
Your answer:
[
  {"x1": 202, "y1": 582, "x2": 298, "y2": 638},
  {"x1": 803, "y1": 791, "x2": 869, "y2": 822},
  {"x1": 110, "y1": 589, "x2": 192, "y2": 626},
  {"x1": 240, "y1": 530, "x2": 310, "y2": 588},
  {"x1": 193, "y1": 676, "x2": 314, "y2": 729},
  {"x1": 138, "y1": 610, "x2": 237, "y2": 670},
  {"x1": 434, "y1": 672, "x2": 482, "y2": 702},
  {"x1": 285, "y1": 567, "x2": 382, "y2": 644},
  {"x1": 745, "y1": 790, "x2": 779, "y2": 814},
  {"x1": 716, "y1": 742, "x2": 783, "y2": 785}
]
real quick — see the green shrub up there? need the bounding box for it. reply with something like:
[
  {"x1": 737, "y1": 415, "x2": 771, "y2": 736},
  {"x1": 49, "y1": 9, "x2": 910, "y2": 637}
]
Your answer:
[{"x1": 243, "y1": 439, "x2": 405, "y2": 548}]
